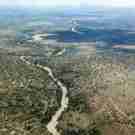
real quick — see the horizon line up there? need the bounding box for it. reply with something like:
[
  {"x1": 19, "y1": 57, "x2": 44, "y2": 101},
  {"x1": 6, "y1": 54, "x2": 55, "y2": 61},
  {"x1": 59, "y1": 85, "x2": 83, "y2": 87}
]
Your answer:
[{"x1": 0, "y1": 4, "x2": 135, "y2": 9}]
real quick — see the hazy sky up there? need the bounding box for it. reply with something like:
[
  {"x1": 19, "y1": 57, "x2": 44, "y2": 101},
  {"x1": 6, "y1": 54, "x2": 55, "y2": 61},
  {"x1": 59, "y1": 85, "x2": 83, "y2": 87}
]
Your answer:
[{"x1": 0, "y1": 0, "x2": 135, "y2": 7}]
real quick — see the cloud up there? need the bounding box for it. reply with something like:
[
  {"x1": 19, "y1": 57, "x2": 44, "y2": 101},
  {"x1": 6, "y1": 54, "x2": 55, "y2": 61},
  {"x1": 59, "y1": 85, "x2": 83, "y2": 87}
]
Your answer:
[{"x1": 0, "y1": 0, "x2": 135, "y2": 7}]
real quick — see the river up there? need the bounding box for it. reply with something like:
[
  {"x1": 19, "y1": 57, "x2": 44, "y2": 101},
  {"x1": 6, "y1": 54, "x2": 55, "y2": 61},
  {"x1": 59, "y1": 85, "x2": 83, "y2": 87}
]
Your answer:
[{"x1": 20, "y1": 56, "x2": 69, "y2": 135}]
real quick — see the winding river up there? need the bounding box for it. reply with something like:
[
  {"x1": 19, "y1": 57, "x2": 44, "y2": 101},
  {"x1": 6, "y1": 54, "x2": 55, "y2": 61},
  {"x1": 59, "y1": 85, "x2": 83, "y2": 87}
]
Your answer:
[{"x1": 20, "y1": 56, "x2": 69, "y2": 135}]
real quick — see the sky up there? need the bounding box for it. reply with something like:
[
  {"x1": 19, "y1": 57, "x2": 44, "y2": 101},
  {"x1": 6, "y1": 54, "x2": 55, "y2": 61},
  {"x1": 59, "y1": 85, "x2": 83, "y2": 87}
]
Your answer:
[{"x1": 0, "y1": 0, "x2": 135, "y2": 7}]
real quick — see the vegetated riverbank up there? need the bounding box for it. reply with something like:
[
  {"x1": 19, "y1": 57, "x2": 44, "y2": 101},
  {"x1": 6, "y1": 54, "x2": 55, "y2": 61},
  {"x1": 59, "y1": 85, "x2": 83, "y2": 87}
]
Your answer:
[{"x1": 20, "y1": 56, "x2": 69, "y2": 135}]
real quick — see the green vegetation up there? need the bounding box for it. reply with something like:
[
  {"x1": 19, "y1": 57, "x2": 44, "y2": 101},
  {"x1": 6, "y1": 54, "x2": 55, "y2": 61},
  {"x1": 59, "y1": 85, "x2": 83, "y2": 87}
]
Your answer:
[
  {"x1": 0, "y1": 55, "x2": 59, "y2": 135},
  {"x1": 0, "y1": 13, "x2": 135, "y2": 135}
]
